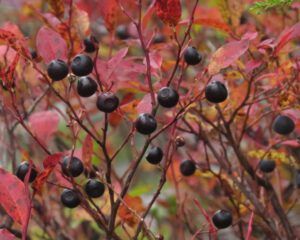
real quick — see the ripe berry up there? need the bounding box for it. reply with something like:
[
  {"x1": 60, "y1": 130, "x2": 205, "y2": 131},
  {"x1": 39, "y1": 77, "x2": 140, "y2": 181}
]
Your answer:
[
  {"x1": 83, "y1": 37, "x2": 97, "y2": 53},
  {"x1": 77, "y1": 76, "x2": 98, "y2": 97},
  {"x1": 240, "y1": 13, "x2": 248, "y2": 25},
  {"x1": 84, "y1": 179, "x2": 105, "y2": 198},
  {"x1": 259, "y1": 159, "x2": 276, "y2": 173},
  {"x1": 96, "y1": 92, "x2": 119, "y2": 113},
  {"x1": 152, "y1": 34, "x2": 165, "y2": 44},
  {"x1": 135, "y1": 113, "x2": 157, "y2": 135},
  {"x1": 205, "y1": 81, "x2": 228, "y2": 103},
  {"x1": 272, "y1": 115, "x2": 295, "y2": 135},
  {"x1": 212, "y1": 210, "x2": 233, "y2": 229},
  {"x1": 30, "y1": 49, "x2": 38, "y2": 59},
  {"x1": 61, "y1": 189, "x2": 80, "y2": 208},
  {"x1": 62, "y1": 156, "x2": 84, "y2": 177},
  {"x1": 71, "y1": 54, "x2": 94, "y2": 77},
  {"x1": 146, "y1": 147, "x2": 163, "y2": 164},
  {"x1": 47, "y1": 59, "x2": 69, "y2": 81},
  {"x1": 184, "y1": 47, "x2": 202, "y2": 65},
  {"x1": 16, "y1": 162, "x2": 38, "y2": 183},
  {"x1": 180, "y1": 160, "x2": 196, "y2": 176},
  {"x1": 116, "y1": 25, "x2": 130, "y2": 40},
  {"x1": 157, "y1": 87, "x2": 179, "y2": 108}
]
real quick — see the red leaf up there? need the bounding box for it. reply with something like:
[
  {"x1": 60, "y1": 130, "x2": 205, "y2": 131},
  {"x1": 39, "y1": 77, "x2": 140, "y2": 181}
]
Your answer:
[
  {"x1": 0, "y1": 29, "x2": 29, "y2": 57},
  {"x1": 246, "y1": 211, "x2": 254, "y2": 240},
  {"x1": 0, "y1": 50, "x2": 20, "y2": 88},
  {"x1": 281, "y1": 140, "x2": 300, "y2": 148},
  {"x1": 96, "y1": 47, "x2": 129, "y2": 85},
  {"x1": 82, "y1": 134, "x2": 93, "y2": 168},
  {"x1": 155, "y1": 0, "x2": 181, "y2": 26},
  {"x1": 137, "y1": 94, "x2": 152, "y2": 114},
  {"x1": 28, "y1": 110, "x2": 59, "y2": 145},
  {"x1": 36, "y1": 26, "x2": 67, "y2": 63},
  {"x1": 208, "y1": 39, "x2": 249, "y2": 75},
  {"x1": 0, "y1": 229, "x2": 16, "y2": 240},
  {"x1": 0, "y1": 168, "x2": 30, "y2": 226},
  {"x1": 275, "y1": 22, "x2": 300, "y2": 55},
  {"x1": 53, "y1": 166, "x2": 72, "y2": 188},
  {"x1": 181, "y1": 17, "x2": 231, "y2": 33},
  {"x1": 33, "y1": 153, "x2": 63, "y2": 193}
]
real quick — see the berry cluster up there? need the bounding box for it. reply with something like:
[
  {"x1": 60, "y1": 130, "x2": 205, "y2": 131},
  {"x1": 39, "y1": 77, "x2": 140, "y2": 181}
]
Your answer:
[
  {"x1": 42, "y1": 38, "x2": 296, "y2": 234},
  {"x1": 47, "y1": 38, "x2": 120, "y2": 115},
  {"x1": 16, "y1": 156, "x2": 105, "y2": 209},
  {"x1": 60, "y1": 156, "x2": 105, "y2": 208}
]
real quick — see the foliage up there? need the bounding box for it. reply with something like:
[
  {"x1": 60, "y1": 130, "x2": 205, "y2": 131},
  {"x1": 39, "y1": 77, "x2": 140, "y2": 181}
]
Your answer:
[
  {"x1": 250, "y1": 0, "x2": 294, "y2": 14},
  {"x1": 0, "y1": 0, "x2": 299, "y2": 239}
]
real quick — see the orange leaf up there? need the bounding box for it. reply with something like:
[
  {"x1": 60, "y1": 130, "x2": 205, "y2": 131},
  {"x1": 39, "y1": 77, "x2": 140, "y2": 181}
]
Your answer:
[
  {"x1": 179, "y1": 17, "x2": 231, "y2": 33},
  {"x1": 47, "y1": 0, "x2": 65, "y2": 18},
  {"x1": 82, "y1": 135, "x2": 93, "y2": 168},
  {"x1": 118, "y1": 195, "x2": 145, "y2": 227},
  {"x1": 33, "y1": 153, "x2": 62, "y2": 193}
]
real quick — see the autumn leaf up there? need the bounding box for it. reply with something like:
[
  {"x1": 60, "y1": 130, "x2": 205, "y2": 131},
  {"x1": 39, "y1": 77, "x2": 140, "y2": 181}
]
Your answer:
[
  {"x1": 0, "y1": 28, "x2": 29, "y2": 57},
  {"x1": 194, "y1": 17, "x2": 231, "y2": 33},
  {"x1": 208, "y1": 39, "x2": 249, "y2": 75},
  {"x1": 47, "y1": 0, "x2": 65, "y2": 18},
  {"x1": 36, "y1": 26, "x2": 68, "y2": 63},
  {"x1": 28, "y1": 110, "x2": 60, "y2": 145},
  {"x1": 82, "y1": 134, "x2": 93, "y2": 168},
  {"x1": 275, "y1": 22, "x2": 300, "y2": 55},
  {"x1": 0, "y1": 229, "x2": 16, "y2": 240},
  {"x1": 118, "y1": 195, "x2": 145, "y2": 227},
  {"x1": 0, "y1": 168, "x2": 30, "y2": 226},
  {"x1": 33, "y1": 153, "x2": 63, "y2": 193},
  {"x1": 0, "y1": 52, "x2": 20, "y2": 88},
  {"x1": 155, "y1": 0, "x2": 182, "y2": 26},
  {"x1": 136, "y1": 94, "x2": 152, "y2": 114}
]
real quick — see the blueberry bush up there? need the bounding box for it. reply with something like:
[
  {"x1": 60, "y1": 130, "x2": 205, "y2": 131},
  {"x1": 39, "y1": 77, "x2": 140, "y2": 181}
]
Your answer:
[{"x1": 0, "y1": 0, "x2": 299, "y2": 239}]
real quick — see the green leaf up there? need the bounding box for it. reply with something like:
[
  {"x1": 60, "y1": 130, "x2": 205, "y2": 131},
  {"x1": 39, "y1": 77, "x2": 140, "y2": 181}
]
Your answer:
[{"x1": 249, "y1": 0, "x2": 293, "y2": 14}]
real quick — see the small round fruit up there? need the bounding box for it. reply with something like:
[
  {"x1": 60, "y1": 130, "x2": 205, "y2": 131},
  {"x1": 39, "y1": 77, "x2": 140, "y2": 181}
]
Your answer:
[
  {"x1": 83, "y1": 37, "x2": 97, "y2": 53},
  {"x1": 77, "y1": 76, "x2": 98, "y2": 97},
  {"x1": 272, "y1": 115, "x2": 295, "y2": 135},
  {"x1": 157, "y1": 87, "x2": 179, "y2": 108},
  {"x1": 47, "y1": 59, "x2": 69, "y2": 81},
  {"x1": 16, "y1": 162, "x2": 38, "y2": 183},
  {"x1": 205, "y1": 81, "x2": 228, "y2": 103},
  {"x1": 212, "y1": 210, "x2": 233, "y2": 229},
  {"x1": 62, "y1": 156, "x2": 84, "y2": 177},
  {"x1": 96, "y1": 92, "x2": 119, "y2": 113},
  {"x1": 240, "y1": 13, "x2": 248, "y2": 25},
  {"x1": 180, "y1": 160, "x2": 196, "y2": 176},
  {"x1": 135, "y1": 113, "x2": 157, "y2": 135},
  {"x1": 184, "y1": 47, "x2": 202, "y2": 65},
  {"x1": 61, "y1": 189, "x2": 80, "y2": 208},
  {"x1": 71, "y1": 54, "x2": 94, "y2": 76},
  {"x1": 84, "y1": 179, "x2": 105, "y2": 198},
  {"x1": 175, "y1": 136, "x2": 185, "y2": 147},
  {"x1": 259, "y1": 159, "x2": 276, "y2": 173},
  {"x1": 152, "y1": 34, "x2": 165, "y2": 44},
  {"x1": 30, "y1": 49, "x2": 38, "y2": 59},
  {"x1": 116, "y1": 25, "x2": 130, "y2": 40},
  {"x1": 146, "y1": 147, "x2": 163, "y2": 164}
]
